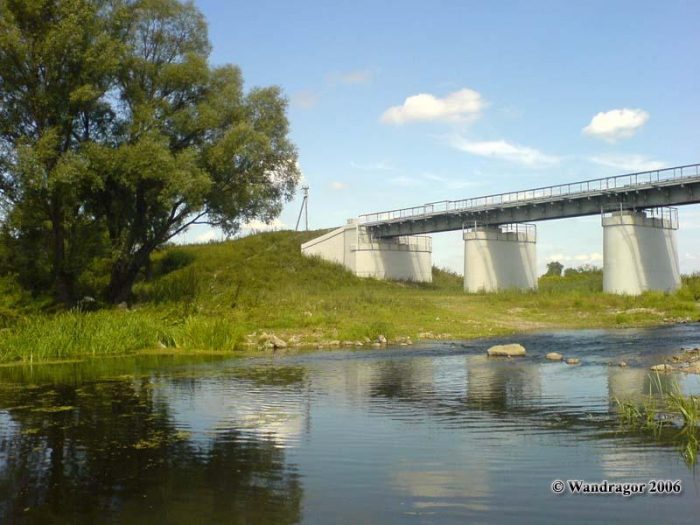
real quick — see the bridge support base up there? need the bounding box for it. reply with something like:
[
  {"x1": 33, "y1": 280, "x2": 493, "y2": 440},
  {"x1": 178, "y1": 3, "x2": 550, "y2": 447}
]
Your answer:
[
  {"x1": 602, "y1": 210, "x2": 680, "y2": 295},
  {"x1": 463, "y1": 225, "x2": 537, "y2": 292},
  {"x1": 301, "y1": 220, "x2": 432, "y2": 282}
]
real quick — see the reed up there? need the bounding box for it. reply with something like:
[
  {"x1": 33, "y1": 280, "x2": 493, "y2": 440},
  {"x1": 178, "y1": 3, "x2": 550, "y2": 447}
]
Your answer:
[{"x1": 615, "y1": 373, "x2": 700, "y2": 465}]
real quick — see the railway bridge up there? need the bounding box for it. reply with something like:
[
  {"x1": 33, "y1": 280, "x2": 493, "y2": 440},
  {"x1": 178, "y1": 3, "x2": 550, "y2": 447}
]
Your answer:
[{"x1": 302, "y1": 163, "x2": 700, "y2": 294}]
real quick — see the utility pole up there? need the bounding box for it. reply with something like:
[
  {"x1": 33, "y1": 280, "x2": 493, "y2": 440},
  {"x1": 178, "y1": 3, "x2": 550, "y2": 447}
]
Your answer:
[{"x1": 295, "y1": 185, "x2": 309, "y2": 231}]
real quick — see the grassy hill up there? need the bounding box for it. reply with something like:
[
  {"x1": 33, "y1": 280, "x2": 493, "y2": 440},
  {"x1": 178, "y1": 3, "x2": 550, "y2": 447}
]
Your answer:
[{"x1": 1, "y1": 229, "x2": 699, "y2": 364}]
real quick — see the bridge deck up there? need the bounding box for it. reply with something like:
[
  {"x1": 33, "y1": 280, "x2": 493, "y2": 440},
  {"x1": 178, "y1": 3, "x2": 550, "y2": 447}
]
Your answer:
[{"x1": 360, "y1": 163, "x2": 700, "y2": 238}]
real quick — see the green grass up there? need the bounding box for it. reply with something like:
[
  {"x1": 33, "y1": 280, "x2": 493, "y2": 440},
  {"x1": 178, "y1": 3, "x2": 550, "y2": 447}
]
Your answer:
[
  {"x1": 0, "y1": 229, "x2": 698, "y2": 364},
  {"x1": 615, "y1": 373, "x2": 700, "y2": 465}
]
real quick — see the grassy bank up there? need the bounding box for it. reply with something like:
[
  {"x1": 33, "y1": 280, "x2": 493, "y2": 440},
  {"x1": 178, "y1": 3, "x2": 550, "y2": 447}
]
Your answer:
[{"x1": 1, "y1": 229, "x2": 699, "y2": 364}]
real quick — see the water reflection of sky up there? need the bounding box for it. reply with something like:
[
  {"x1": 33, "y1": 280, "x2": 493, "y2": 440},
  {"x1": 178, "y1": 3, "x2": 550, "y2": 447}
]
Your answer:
[{"x1": 2, "y1": 325, "x2": 700, "y2": 523}]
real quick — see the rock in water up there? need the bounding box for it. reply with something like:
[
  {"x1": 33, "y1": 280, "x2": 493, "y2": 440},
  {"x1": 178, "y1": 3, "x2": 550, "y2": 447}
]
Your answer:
[
  {"x1": 487, "y1": 344, "x2": 526, "y2": 357},
  {"x1": 566, "y1": 358, "x2": 580, "y2": 365},
  {"x1": 269, "y1": 335, "x2": 287, "y2": 349},
  {"x1": 546, "y1": 352, "x2": 563, "y2": 361},
  {"x1": 618, "y1": 361, "x2": 628, "y2": 367},
  {"x1": 650, "y1": 363, "x2": 672, "y2": 372}
]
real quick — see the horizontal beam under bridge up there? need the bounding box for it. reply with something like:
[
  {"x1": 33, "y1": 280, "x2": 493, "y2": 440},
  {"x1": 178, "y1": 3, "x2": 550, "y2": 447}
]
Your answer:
[{"x1": 360, "y1": 163, "x2": 700, "y2": 237}]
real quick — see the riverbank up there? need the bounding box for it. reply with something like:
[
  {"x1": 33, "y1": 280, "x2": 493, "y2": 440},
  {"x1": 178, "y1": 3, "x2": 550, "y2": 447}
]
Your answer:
[{"x1": 1, "y1": 230, "x2": 699, "y2": 364}]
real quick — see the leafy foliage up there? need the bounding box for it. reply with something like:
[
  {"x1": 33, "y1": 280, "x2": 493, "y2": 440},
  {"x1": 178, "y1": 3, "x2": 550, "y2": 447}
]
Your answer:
[
  {"x1": 0, "y1": 0, "x2": 299, "y2": 304},
  {"x1": 544, "y1": 261, "x2": 563, "y2": 277}
]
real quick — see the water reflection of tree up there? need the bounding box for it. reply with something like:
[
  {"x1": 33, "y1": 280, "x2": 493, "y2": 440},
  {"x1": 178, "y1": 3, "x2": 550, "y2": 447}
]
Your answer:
[
  {"x1": 466, "y1": 359, "x2": 541, "y2": 412},
  {"x1": 369, "y1": 360, "x2": 431, "y2": 401},
  {"x1": 0, "y1": 377, "x2": 303, "y2": 524}
]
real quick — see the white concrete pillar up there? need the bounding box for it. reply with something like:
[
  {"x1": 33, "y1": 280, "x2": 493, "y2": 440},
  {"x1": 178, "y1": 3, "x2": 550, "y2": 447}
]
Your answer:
[
  {"x1": 301, "y1": 222, "x2": 433, "y2": 282},
  {"x1": 602, "y1": 210, "x2": 680, "y2": 295},
  {"x1": 463, "y1": 224, "x2": 537, "y2": 292}
]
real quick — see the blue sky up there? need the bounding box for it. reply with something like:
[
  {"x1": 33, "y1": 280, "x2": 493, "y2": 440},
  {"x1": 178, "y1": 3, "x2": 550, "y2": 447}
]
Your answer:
[{"x1": 186, "y1": 0, "x2": 700, "y2": 275}]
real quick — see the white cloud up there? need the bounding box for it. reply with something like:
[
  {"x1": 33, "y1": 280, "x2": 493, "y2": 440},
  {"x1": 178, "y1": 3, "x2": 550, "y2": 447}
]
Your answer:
[
  {"x1": 381, "y1": 88, "x2": 486, "y2": 125},
  {"x1": 422, "y1": 172, "x2": 483, "y2": 190},
  {"x1": 589, "y1": 153, "x2": 666, "y2": 172},
  {"x1": 242, "y1": 218, "x2": 287, "y2": 231},
  {"x1": 582, "y1": 108, "x2": 649, "y2": 143},
  {"x1": 445, "y1": 180, "x2": 483, "y2": 190},
  {"x1": 389, "y1": 176, "x2": 420, "y2": 187},
  {"x1": 546, "y1": 252, "x2": 603, "y2": 263},
  {"x1": 328, "y1": 69, "x2": 373, "y2": 85},
  {"x1": 449, "y1": 136, "x2": 561, "y2": 166},
  {"x1": 291, "y1": 91, "x2": 320, "y2": 109},
  {"x1": 350, "y1": 161, "x2": 396, "y2": 171},
  {"x1": 298, "y1": 163, "x2": 308, "y2": 186},
  {"x1": 330, "y1": 181, "x2": 349, "y2": 190},
  {"x1": 423, "y1": 173, "x2": 446, "y2": 182},
  {"x1": 195, "y1": 230, "x2": 218, "y2": 243}
]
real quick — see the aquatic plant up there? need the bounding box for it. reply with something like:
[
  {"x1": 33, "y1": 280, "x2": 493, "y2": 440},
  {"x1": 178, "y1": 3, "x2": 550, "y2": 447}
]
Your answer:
[{"x1": 615, "y1": 373, "x2": 700, "y2": 465}]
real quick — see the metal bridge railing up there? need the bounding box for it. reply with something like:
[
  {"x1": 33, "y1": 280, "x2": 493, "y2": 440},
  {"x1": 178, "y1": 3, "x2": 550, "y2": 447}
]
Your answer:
[
  {"x1": 359, "y1": 163, "x2": 700, "y2": 225},
  {"x1": 462, "y1": 221, "x2": 537, "y2": 242},
  {"x1": 601, "y1": 207, "x2": 679, "y2": 230}
]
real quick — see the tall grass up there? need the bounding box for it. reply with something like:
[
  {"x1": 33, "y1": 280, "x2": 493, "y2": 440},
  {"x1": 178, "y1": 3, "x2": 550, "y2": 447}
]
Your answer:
[
  {"x1": 615, "y1": 373, "x2": 700, "y2": 465},
  {"x1": 173, "y1": 316, "x2": 244, "y2": 352},
  {"x1": 0, "y1": 229, "x2": 698, "y2": 363},
  {"x1": 0, "y1": 311, "x2": 165, "y2": 363}
]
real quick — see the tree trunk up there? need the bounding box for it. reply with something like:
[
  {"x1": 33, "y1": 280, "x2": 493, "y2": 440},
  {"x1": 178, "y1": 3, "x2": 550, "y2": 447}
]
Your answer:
[
  {"x1": 51, "y1": 214, "x2": 73, "y2": 304},
  {"x1": 107, "y1": 261, "x2": 138, "y2": 304},
  {"x1": 107, "y1": 249, "x2": 152, "y2": 304}
]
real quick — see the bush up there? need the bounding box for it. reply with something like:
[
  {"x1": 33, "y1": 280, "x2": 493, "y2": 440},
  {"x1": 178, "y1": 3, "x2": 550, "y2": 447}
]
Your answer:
[
  {"x1": 680, "y1": 273, "x2": 700, "y2": 301},
  {"x1": 141, "y1": 267, "x2": 200, "y2": 304},
  {"x1": 158, "y1": 249, "x2": 196, "y2": 276}
]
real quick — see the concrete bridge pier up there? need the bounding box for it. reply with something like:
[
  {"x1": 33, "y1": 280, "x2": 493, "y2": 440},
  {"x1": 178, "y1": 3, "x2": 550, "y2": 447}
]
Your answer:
[
  {"x1": 463, "y1": 224, "x2": 537, "y2": 292},
  {"x1": 602, "y1": 209, "x2": 680, "y2": 294},
  {"x1": 301, "y1": 219, "x2": 433, "y2": 282}
]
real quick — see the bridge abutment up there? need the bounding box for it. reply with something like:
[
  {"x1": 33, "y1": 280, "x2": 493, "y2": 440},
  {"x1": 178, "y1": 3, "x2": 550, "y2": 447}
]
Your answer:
[
  {"x1": 463, "y1": 224, "x2": 538, "y2": 292},
  {"x1": 602, "y1": 209, "x2": 680, "y2": 295},
  {"x1": 301, "y1": 220, "x2": 433, "y2": 282}
]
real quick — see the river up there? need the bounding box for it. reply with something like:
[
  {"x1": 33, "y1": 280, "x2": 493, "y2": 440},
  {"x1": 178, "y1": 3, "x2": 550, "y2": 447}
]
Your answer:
[{"x1": 1, "y1": 325, "x2": 700, "y2": 523}]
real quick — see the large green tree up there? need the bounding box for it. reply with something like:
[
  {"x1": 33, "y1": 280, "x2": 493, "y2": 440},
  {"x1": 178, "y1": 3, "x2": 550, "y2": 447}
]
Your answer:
[
  {"x1": 0, "y1": 0, "x2": 299, "y2": 303},
  {"x1": 0, "y1": 0, "x2": 125, "y2": 300}
]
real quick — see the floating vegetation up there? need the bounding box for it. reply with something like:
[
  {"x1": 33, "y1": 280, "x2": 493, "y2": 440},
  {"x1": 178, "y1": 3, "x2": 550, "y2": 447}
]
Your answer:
[{"x1": 30, "y1": 405, "x2": 75, "y2": 414}]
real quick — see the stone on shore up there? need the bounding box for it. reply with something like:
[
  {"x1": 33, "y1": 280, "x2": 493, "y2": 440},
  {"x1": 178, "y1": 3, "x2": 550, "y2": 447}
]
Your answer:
[
  {"x1": 684, "y1": 362, "x2": 700, "y2": 374},
  {"x1": 377, "y1": 334, "x2": 387, "y2": 344},
  {"x1": 546, "y1": 352, "x2": 563, "y2": 361},
  {"x1": 269, "y1": 335, "x2": 287, "y2": 349},
  {"x1": 258, "y1": 333, "x2": 287, "y2": 349},
  {"x1": 487, "y1": 344, "x2": 526, "y2": 357},
  {"x1": 618, "y1": 361, "x2": 628, "y2": 367},
  {"x1": 650, "y1": 363, "x2": 672, "y2": 372}
]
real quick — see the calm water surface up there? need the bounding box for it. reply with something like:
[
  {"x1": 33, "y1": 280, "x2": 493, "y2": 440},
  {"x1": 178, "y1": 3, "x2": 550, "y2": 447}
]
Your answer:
[{"x1": 2, "y1": 325, "x2": 700, "y2": 523}]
